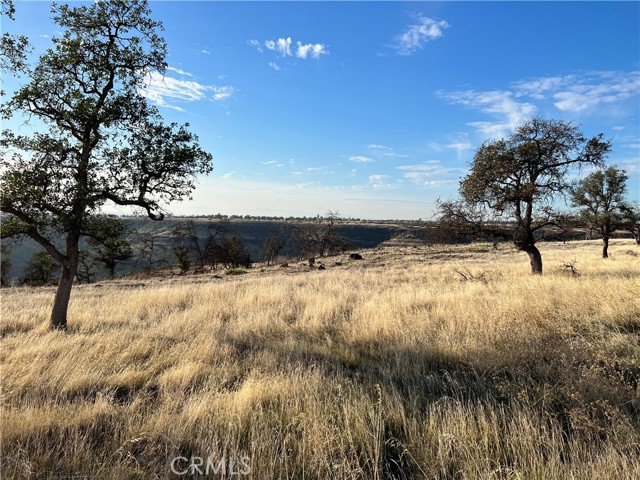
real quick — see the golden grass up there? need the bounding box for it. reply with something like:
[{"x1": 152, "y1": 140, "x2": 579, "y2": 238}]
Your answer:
[{"x1": 1, "y1": 239, "x2": 639, "y2": 479}]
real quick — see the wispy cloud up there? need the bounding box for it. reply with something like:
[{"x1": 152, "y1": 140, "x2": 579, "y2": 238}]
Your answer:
[
  {"x1": 368, "y1": 174, "x2": 395, "y2": 189},
  {"x1": 366, "y1": 144, "x2": 408, "y2": 158},
  {"x1": 247, "y1": 39, "x2": 263, "y2": 53},
  {"x1": 439, "y1": 70, "x2": 640, "y2": 138},
  {"x1": 268, "y1": 62, "x2": 281, "y2": 71},
  {"x1": 393, "y1": 14, "x2": 449, "y2": 55},
  {"x1": 139, "y1": 69, "x2": 234, "y2": 110},
  {"x1": 251, "y1": 37, "x2": 329, "y2": 61},
  {"x1": 438, "y1": 89, "x2": 536, "y2": 138},
  {"x1": 397, "y1": 162, "x2": 462, "y2": 186},
  {"x1": 348, "y1": 155, "x2": 375, "y2": 163},
  {"x1": 166, "y1": 66, "x2": 193, "y2": 77},
  {"x1": 261, "y1": 160, "x2": 284, "y2": 167},
  {"x1": 513, "y1": 71, "x2": 640, "y2": 112}
]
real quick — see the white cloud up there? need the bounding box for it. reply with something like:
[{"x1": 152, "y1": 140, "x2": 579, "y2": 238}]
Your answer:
[
  {"x1": 258, "y1": 37, "x2": 328, "y2": 62},
  {"x1": 198, "y1": 49, "x2": 210, "y2": 55},
  {"x1": 152, "y1": 176, "x2": 438, "y2": 220},
  {"x1": 348, "y1": 155, "x2": 374, "y2": 163},
  {"x1": 393, "y1": 14, "x2": 449, "y2": 55},
  {"x1": 268, "y1": 62, "x2": 281, "y2": 71},
  {"x1": 276, "y1": 37, "x2": 292, "y2": 56},
  {"x1": 513, "y1": 76, "x2": 571, "y2": 99},
  {"x1": 220, "y1": 172, "x2": 236, "y2": 179},
  {"x1": 296, "y1": 42, "x2": 328, "y2": 59},
  {"x1": 139, "y1": 70, "x2": 234, "y2": 109},
  {"x1": 264, "y1": 37, "x2": 292, "y2": 57},
  {"x1": 383, "y1": 153, "x2": 408, "y2": 158},
  {"x1": 212, "y1": 86, "x2": 234, "y2": 101},
  {"x1": 368, "y1": 144, "x2": 391, "y2": 150}
]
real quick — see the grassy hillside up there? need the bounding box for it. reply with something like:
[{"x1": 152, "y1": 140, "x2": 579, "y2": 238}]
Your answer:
[{"x1": 1, "y1": 240, "x2": 639, "y2": 479}]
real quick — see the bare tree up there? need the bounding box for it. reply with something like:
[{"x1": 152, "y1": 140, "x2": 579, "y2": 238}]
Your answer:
[{"x1": 261, "y1": 234, "x2": 285, "y2": 266}]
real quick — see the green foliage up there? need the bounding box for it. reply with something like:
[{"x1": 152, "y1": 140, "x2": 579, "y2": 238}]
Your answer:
[
  {"x1": 23, "y1": 251, "x2": 58, "y2": 286},
  {"x1": 0, "y1": 0, "x2": 31, "y2": 77},
  {"x1": 460, "y1": 118, "x2": 610, "y2": 222},
  {"x1": 620, "y1": 202, "x2": 640, "y2": 245},
  {"x1": 86, "y1": 216, "x2": 133, "y2": 278},
  {"x1": 172, "y1": 245, "x2": 191, "y2": 275},
  {"x1": 217, "y1": 236, "x2": 252, "y2": 269},
  {"x1": 0, "y1": 241, "x2": 11, "y2": 286}
]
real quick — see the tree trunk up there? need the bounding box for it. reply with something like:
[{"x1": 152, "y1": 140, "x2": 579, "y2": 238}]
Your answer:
[
  {"x1": 514, "y1": 223, "x2": 542, "y2": 274},
  {"x1": 50, "y1": 234, "x2": 80, "y2": 330},
  {"x1": 525, "y1": 245, "x2": 543, "y2": 274},
  {"x1": 602, "y1": 236, "x2": 609, "y2": 258},
  {"x1": 50, "y1": 265, "x2": 74, "y2": 330}
]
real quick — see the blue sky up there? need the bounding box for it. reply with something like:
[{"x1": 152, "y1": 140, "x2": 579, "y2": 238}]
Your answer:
[{"x1": 4, "y1": 1, "x2": 640, "y2": 219}]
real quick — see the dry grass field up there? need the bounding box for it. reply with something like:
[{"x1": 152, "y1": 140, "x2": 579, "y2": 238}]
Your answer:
[{"x1": 1, "y1": 239, "x2": 639, "y2": 479}]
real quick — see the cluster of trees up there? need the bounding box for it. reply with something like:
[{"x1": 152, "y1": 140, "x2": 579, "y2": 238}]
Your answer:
[
  {"x1": 436, "y1": 117, "x2": 639, "y2": 273},
  {"x1": 289, "y1": 211, "x2": 352, "y2": 258},
  {"x1": 171, "y1": 220, "x2": 251, "y2": 274},
  {"x1": 169, "y1": 212, "x2": 353, "y2": 274}
]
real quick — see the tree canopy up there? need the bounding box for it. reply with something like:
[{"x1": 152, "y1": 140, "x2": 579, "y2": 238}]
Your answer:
[{"x1": 570, "y1": 166, "x2": 629, "y2": 258}]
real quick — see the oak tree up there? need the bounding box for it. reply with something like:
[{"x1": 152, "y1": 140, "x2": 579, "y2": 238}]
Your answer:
[
  {"x1": 0, "y1": 1, "x2": 213, "y2": 329},
  {"x1": 570, "y1": 166, "x2": 629, "y2": 258},
  {"x1": 438, "y1": 118, "x2": 610, "y2": 274}
]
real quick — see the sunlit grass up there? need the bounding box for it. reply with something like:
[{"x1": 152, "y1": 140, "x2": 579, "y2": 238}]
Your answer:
[{"x1": 1, "y1": 239, "x2": 639, "y2": 479}]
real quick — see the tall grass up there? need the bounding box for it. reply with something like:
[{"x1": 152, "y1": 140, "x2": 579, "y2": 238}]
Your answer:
[{"x1": 1, "y1": 240, "x2": 639, "y2": 479}]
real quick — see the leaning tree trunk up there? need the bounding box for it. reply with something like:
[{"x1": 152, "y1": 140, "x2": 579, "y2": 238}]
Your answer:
[
  {"x1": 602, "y1": 236, "x2": 609, "y2": 259},
  {"x1": 514, "y1": 223, "x2": 543, "y2": 274},
  {"x1": 50, "y1": 234, "x2": 80, "y2": 330},
  {"x1": 524, "y1": 244, "x2": 543, "y2": 274},
  {"x1": 50, "y1": 265, "x2": 75, "y2": 330}
]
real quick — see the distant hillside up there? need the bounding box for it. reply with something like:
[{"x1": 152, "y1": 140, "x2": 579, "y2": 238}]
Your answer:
[{"x1": 2, "y1": 218, "x2": 408, "y2": 282}]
